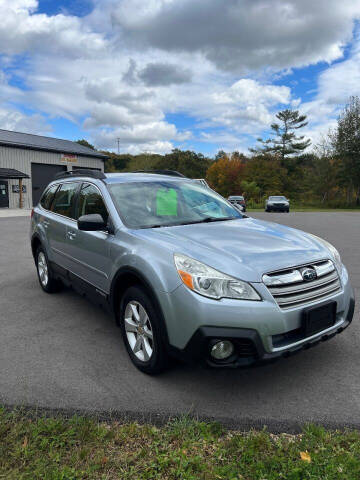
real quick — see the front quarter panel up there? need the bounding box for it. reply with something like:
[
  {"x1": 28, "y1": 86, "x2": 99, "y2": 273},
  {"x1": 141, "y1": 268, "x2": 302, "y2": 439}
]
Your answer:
[{"x1": 109, "y1": 229, "x2": 182, "y2": 294}]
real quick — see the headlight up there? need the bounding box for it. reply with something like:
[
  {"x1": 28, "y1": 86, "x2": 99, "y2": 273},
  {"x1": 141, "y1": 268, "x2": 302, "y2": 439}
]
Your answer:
[
  {"x1": 174, "y1": 253, "x2": 261, "y2": 301},
  {"x1": 309, "y1": 234, "x2": 343, "y2": 273}
]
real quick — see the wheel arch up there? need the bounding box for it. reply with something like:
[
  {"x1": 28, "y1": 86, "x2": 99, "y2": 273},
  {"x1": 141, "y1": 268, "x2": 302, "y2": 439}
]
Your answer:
[
  {"x1": 110, "y1": 266, "x2": 170, "y2": 345},
  {"x1": 31, "y1": 234, "x2": 42, "y2": 260}
]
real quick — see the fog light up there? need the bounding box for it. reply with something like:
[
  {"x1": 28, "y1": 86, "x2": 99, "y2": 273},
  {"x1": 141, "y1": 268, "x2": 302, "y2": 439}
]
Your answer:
[{"x1": 210, "y1": 340, "x2": 234, "y2": 360}]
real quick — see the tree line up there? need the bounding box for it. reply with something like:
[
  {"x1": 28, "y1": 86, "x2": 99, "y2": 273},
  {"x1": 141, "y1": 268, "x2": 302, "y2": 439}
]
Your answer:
[{"x1": 77, "y1": 95, "x2": 360, "y2": 208}]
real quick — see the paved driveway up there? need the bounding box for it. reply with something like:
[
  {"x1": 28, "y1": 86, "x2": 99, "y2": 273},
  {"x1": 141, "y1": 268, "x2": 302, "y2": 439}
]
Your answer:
[{"x1": 0, "y1": 212, "x2": 359, "y2": 432}]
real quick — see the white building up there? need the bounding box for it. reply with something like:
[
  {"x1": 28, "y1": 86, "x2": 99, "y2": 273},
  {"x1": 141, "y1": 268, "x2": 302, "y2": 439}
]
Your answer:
[{"x1": 0, "y1": 129, "x2": 107, "y2": 209}]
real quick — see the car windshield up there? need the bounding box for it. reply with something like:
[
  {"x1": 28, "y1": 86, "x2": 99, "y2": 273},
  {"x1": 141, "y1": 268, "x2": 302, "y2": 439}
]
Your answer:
[
  {"x1": 269, "y1": 196, "x2": 286, "y2": 201},
  {"x1": 108, "y1": 180, "x2": 242, "y2": 228}
]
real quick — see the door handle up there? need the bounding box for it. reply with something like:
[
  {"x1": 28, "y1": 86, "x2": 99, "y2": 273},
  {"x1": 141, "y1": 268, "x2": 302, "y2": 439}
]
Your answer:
[{"x1": 67, "y1": 230, "x2": 77, "y2": 240}]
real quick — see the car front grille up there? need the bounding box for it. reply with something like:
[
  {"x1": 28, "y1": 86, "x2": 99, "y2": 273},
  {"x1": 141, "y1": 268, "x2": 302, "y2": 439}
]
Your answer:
[{"x1": 263, "y1": 260, "x2": 341, "y2": 309}]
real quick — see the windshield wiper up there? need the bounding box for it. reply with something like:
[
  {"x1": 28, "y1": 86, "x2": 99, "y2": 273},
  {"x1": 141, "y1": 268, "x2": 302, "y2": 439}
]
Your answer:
[
  {"x1": 198, "y1": 216, "x2": 239, "y2": 223},
  {"x1": 141, "y1": 224, "x2": 167, "y2": 229},
  {"x1": 142, "y1": 216, "x2": 240, "y2": 229},
  {"x1": 177, "y1": 216, "x2": 239, "y2": 226}
]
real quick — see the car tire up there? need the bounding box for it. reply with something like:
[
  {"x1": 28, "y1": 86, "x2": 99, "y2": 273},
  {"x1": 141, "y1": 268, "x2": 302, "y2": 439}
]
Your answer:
[
  {"x1": 119, "y1": 286, "x2": 169, "y2": 374},
  {"x1": 36, "y1": 246, "x2": 62, "y2": 293}
]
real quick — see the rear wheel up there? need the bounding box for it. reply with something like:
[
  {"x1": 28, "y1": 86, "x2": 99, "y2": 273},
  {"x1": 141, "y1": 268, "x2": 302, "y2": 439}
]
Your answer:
[
  {"x1": 36, "y1": 246, "x2": 62, "y2": 293},
  {"x1": 119, "y1": 286, "x2": 169, "y2": 374}
]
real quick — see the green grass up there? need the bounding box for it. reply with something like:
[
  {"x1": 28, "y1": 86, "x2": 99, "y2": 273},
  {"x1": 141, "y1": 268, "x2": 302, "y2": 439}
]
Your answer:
[{"x1": 1, "y1": 408, "x2": 360, "y2": 479}]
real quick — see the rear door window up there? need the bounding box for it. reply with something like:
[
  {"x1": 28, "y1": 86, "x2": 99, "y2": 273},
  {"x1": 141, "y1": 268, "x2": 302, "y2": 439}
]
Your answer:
[
  {"x1": 40, "y1": 184, "x2": 59, "y2": 210},
  {"x1": 51, "y1": 182, "x2": 78, "y2": 219}
]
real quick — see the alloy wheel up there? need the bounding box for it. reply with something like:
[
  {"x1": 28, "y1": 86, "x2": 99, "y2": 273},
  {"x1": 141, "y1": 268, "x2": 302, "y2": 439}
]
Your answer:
[
  {"x1": 124, "y1": 300, "x2": 154, "y2": 362},
  {"x1": 37, "y1": 252, "x2": 49, "y2": 287}
]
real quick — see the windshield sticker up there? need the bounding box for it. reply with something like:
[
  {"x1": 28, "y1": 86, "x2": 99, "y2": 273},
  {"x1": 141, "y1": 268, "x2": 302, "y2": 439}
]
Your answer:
[{"x1": 156, "y1": 188, "x2": 178, "y2": 216}]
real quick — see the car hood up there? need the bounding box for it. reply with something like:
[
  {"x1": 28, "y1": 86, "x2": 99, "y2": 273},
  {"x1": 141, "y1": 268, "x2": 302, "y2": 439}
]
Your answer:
[{"x1": 134, "y1": 217, "x2": 332, "y2": 282}]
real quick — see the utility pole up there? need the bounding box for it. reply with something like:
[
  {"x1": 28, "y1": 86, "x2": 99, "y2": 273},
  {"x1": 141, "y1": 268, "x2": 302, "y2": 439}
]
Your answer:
[{"x1": 117, "y1": 138, "x2": 120, "y2": 155}]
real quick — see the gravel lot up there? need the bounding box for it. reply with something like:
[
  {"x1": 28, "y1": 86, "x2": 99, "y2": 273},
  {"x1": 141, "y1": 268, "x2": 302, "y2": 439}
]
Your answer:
[{"x1": 0, "y1": 212, "x2": 359, "y2": 432}]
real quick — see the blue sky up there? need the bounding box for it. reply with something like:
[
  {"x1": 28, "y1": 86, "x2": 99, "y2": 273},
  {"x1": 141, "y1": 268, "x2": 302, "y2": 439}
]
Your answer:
[
  {"x1": 1, "y1": 0, "x2": 360, "y2": 156},
  {"x1": 37, "y1": 0, "x2": 92, "y2": 16}
]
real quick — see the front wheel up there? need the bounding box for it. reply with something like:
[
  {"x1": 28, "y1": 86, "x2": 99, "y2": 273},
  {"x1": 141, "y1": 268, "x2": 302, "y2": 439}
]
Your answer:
[{"x1": 119, "y1": 286, "x2": 169, "y2": 374}]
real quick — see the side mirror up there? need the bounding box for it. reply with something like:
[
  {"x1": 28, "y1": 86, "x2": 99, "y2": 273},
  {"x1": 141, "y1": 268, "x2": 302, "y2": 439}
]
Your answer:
[{"x1": 78, "y1": 213, "x2": 106, "y2": 231}]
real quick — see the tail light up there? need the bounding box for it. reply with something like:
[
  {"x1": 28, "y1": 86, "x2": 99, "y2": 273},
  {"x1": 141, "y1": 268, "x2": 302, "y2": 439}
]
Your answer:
[{"x1": 30, "y1": 208, "x2": 34, "y2": 218}]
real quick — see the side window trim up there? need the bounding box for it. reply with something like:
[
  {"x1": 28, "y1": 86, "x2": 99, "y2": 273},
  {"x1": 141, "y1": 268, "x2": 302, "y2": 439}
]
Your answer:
[{"x1": 71, "y1": 182, "x2": 82, "y2": 220}]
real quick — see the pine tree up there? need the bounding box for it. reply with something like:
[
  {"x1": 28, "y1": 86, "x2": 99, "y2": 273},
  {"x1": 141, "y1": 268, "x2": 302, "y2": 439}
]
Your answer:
[{"x1": 250, "y1": 109, "x2": 311, "y2": 161}]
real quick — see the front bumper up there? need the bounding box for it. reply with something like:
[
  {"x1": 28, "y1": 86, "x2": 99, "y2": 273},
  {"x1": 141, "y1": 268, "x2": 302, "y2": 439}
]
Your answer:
[
  {"x1": 267, "y1": 204, "x2": 289, "y2": 211},
  {"x1": 179, "y1": 294, "x2": 355, "y2": 367},
  {"x1": 159, "y1": 264, "x2": 355, "y2": 368}
]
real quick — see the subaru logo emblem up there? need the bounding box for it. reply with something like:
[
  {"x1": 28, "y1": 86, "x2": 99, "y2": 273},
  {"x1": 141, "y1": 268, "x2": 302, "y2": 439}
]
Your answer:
[{"x1": 302, "y1": 267, "x2": 317, "y2": 282}]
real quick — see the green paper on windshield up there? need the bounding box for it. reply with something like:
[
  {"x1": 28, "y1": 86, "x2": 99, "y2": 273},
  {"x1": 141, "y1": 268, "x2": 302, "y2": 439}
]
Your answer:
[{"x1": 156, "y1": 188, "x2": 178, "y2": 216}]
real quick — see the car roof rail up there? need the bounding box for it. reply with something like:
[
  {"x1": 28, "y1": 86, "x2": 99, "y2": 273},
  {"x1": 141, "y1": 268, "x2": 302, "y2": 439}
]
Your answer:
[
  {"x1": 53, "y1": 169, "x2": 106, "y2": 180},
  {"x1": 132, "y1": 170, "x2": 187, "y2": 178}
]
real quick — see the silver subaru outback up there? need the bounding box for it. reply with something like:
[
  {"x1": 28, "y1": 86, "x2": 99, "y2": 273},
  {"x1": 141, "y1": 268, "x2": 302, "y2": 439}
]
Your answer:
[{"x1": 30, "y1": 169, "x2": 355, "y2": 374}]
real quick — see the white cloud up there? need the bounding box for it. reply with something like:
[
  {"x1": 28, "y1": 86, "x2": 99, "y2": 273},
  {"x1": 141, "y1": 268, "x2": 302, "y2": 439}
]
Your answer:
[
  {"x1": 0, "y1": 0, "x2": 107, "y2": 58},
  {"x1": 0, "y1": 105, "x2": 50, "y2": 134},
  {"x1": 227, "y1": 80, "x2": 290, "y2": 106},
  {"x1": 207, "y1": 79, "x2": 291, "y2": 131},
  {"x1": 0, "y1": 70, "x2": 23, "y2": 102},
  {"x1": 0, "y1": 66, "x2": 50, "y2": 134},
  {"x1": 298, "y1": 34, "x2": 360, "y2": 147},
  {"x1": 91, "y1": 126, "x2": 175, "y2": 154},
  {"x1": 316, "y1": 44, "x2": 360, "y2": 106}
]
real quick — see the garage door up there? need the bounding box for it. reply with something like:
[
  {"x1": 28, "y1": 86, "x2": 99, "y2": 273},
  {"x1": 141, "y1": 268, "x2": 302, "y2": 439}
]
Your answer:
[{"x1": 31, "y1": 163, "x2": 67, "y2": 206}]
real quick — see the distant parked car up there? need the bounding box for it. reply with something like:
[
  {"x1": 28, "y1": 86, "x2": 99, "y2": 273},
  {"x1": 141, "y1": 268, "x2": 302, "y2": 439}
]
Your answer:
[
  {"x1": 265, "y1": 196, "x2": 290, "y2": 212},
  {"x1": 228, "y1": 195, "x2": 246, "y2": 212}
]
